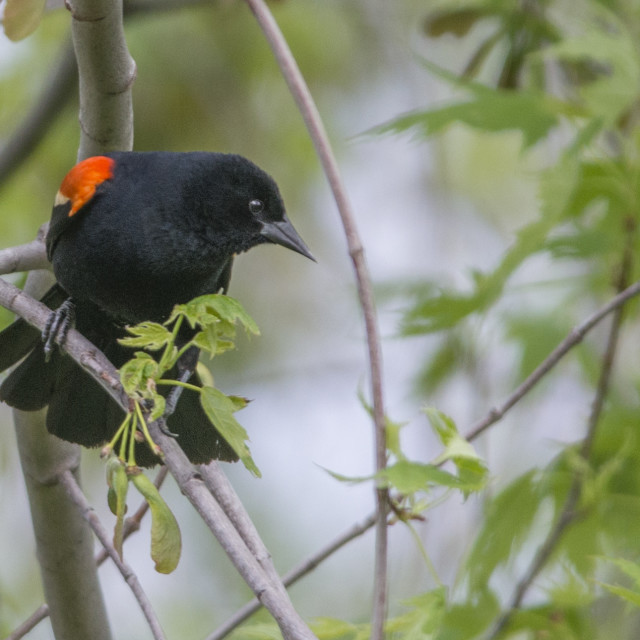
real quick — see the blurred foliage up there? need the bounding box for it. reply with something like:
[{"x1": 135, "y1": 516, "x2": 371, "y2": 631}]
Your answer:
[{"x1": 371, "y1": 0, "x2": 640, "y2": 638}]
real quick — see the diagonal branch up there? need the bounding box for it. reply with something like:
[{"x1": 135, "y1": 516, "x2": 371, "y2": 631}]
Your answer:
[
  {"x1": 207, "y1": 512, "x2": 377, "y2": 640},
  {"x1": 242, "y1": 3, "x2": 389, "y2": 636},
  {"x1": 0, "y1": 276, "x2": 315, "y2": 638},
  {"x1": 58, "y1": 470, "x2": 167, "y2": 640},
  {"x1": 6, "y1": 467, "x2": 169, "y2": 640},
  {"x1": 465, "y1": 279, "x2": 640, "y2": 444},
  {"x1": 149, "y1": 420, "x2": 316, "y2": 640},
  {"x1": 486, "y1": 234, "x2": 634, "y2": 638}
]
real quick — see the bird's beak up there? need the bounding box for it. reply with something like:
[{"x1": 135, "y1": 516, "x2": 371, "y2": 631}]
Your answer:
[{"x1": 260, "y1": 217, "x2": 315, "y2": 261}]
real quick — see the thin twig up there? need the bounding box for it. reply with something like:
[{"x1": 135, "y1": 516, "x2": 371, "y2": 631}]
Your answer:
[
  {"x1": 6, "y1": 467, "x2": 169, "y2": 640},
  {"x1": 487, "y1": 234, "x2": 634, "y2": 638},
  {"x1": 4, "y1": 605, "x2": 50, "y2": 640},
  {"x1": 58, "y1": 470, "x2": 167, "y2": 640},
  {"x1": 148, "y1": 421, "x2": 316, "y2": 640},
  {"x1": 199, "y1": 462, "x2": 284, "y2": 590},
  {"x1": 242, "y1": 2, "x2": 389, "y2": 635},
  {"x1": 465, "y1": 278, "x2": 640, "y2": 443},
  {"x1": 207, "y1": 512, "x2": 377, "y2": 640}
]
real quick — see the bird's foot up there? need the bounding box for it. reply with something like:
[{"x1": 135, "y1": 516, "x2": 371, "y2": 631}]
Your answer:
[{"x1": 42, "y1": 298, "x2": 76, "y2": 362}]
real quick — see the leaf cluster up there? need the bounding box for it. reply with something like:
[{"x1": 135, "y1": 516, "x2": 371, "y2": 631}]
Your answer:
[
  {"x1": 101, "y1": 294, "x2": 260, "y2": 573},
  {"x1": 117, "y1": 293, "x2": 260, "y2": 475}
]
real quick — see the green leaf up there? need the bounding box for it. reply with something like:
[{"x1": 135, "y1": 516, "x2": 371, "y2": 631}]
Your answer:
[
  {"x1": 383, "y1": 460, "x2": 480, "y2": 494},
  {"x1": 425, "y1": 408, "x2": 485, "y2": 465},
  {"x1": 2, "y1": 0, "x2": 46, "y2": 41},
  {"x1": 424, "y1": 8, "x2": 485, "y2": 38},
  {"x1": 599, "y1": 556, "x2": 640, "y2": 587},
  {"x1": 171, "y1": 293, "x2": 259, "y2": 335},
  {"x1": 401, "y1": 202, "x2": 566, "y2": 335},
  {"x1": 386, "y1": 588, "x2": 446, "y2": 638},
  {"x1": 541, "y1": 12, "x2": 640, "y2": 125},
  {"x1": 119, "y1": 352, "x2": 161, "y2": 396},
  {"x1": 465, "y1": 470, "x2": 540, "y2": 592},
  {"x1": 106, "y1": 458, "x2": 129, "y2": 559},
  {"x1": 436, "y1": 586, "x2": 499, "y2": 640},
  {"x1": 311, "y1": 617, "x2": 359, "y2": 639},
  {"x1": 321, "y1": 467, "x2": 374, "y2": 485},
  {"x1": 598, "y1": 582, "x2": 640, "y2": 608},
  {"x1": 200, "y1": 386, "x2": 261, "y2": 477},
  {"x1": 118, "y1": 322, "x2": 173, "y2": 350},
  {"x1": 417, "y1": 334, "x2": 468, "y2": 393},
  {"x1": 357, "y1": 389, "x2": 407, "y2": 460},
  {"x1": 130, "y1": 471, "x2": 182, "y2": 574},
  {"x1": 191, "y1": 323, "x2": 220, "y2": 355},
  {"x1": 370, "y1": 58, "x2": 562, "y2": 149},
  {"x1": 505, "y1": 313, "x2": 571, "y2": 380}
]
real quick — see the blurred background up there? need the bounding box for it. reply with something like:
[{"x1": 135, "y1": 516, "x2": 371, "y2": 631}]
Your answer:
[{"x1": 0, "y1": 1, "x2": 607, "y2": 638}]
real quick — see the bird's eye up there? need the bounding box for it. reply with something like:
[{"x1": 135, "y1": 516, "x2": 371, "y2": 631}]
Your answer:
[{"x1": 249, "y1": 199, "x2": 264, "y2": 215}]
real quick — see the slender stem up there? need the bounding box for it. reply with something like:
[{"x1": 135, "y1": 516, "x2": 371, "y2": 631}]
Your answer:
[
  {"x1": 465, "y1": 278, "x2": 640, "y2": 444},
  {"x1": 148, "y1": 421, "x2": 316, "y2": 640},
  {"x1": 207, "y1": 511, "x2": 378, "y2": 640},
  {"x1": 243, "y1": 2, "x2": 388, "y2": 634},
  {"x1": 59, "y1": 470, "x2": 167, "y2": 640},
  {"x1": 9, "y1": 468, "x2": 169, "y2": 639},
  {"x1": 159, "y1": 314, "x2": 183, "y2": 370},
  {"x1": 156, "y1": 379, "x2": 202, "y2": 393},
  {"x1": 4, "y1": 605, "x2": 50, "y2": 640}
]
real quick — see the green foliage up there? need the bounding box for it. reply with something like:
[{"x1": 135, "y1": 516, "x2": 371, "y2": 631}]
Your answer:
[
  {"x1": 130, "y1": 470, "x2": 182, "y2": 575},
  {"x1": 362, "y1": 2, "x2": 640, "y2": 638},
  {"x1": 114, "y1": 293, "x2": 260, "y2": 474},
  {"x1": 371, "y1": 62, "x2": 562, "y2": 149}
]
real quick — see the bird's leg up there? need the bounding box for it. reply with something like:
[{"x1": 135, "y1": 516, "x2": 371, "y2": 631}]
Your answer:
[
  {"x1": 160, "y1": 345, "x2": 200, "y2": 436},
  {"x1": 42, "y1": 298, "x2": 76, "y2": 362}
]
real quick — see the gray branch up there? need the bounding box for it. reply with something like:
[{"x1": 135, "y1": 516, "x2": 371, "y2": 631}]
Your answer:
[
  {"x1": 59, "y1": 470, "x2": 167, "y2": 640},
  {"x1": 242, "y1": 2, "x2": 389, "y2": 636},
  {"x1": 11, "y1": 269, "x2": 113, "y2": 640},
  {"x1": 68, "y1": 0, "x2": 136, "y2": 158},
  {"x1": 8, "y1": 1, "x2": 137, "y2": 637}
]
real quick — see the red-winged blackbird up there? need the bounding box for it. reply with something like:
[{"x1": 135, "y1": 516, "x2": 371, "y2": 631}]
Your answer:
[{"x1": 0, "y1": 151, "x2": 313, "y2": 465}]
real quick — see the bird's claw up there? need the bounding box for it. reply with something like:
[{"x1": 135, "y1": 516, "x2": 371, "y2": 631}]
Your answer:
[{"x1": 42, "y1": 298, "x2": 76, "y2": 362}]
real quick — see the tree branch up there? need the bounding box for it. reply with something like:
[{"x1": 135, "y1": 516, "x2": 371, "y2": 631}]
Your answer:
[
  {"x1": 10, "y1": 269, "x2": 114, "y2": 640},
  {"x1": 0, "y1": 228, "x2": 49, "y2": 274},
  {"x1": 58, "y1": 470, "x2": 167, "y2": 640},
  {"x1": 242, "y1": 3, "x2": 389, "y2": 636},
  {"x1": 67, "y1": 0, "x2": 136, "y2": 159},
  {"x1": 487, "y1": 234, "x2": 634, "y2": 638},
  {"x1": 0, "y1": 275, "x2": 315, "y2": 638},
  {"x1": 207, "y1": 512, "x2": 377, "y2": 640},
  {"x1": 5, "y1": 2, "x2": 136, "y2": 637},
  {"x1": 149, "y1": 421, "x2": 317, "y2": 640},
  {"x1": 7, "y1": 468, "x2": 169, "y2": 640},
  {"x1": 465, "y1": 279, "x2": 640, "y2": 444}
]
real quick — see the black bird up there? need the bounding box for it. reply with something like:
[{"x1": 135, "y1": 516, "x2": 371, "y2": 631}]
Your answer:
[{"x1": 0, "y1": 151, "x2": 313, "y2": 465}]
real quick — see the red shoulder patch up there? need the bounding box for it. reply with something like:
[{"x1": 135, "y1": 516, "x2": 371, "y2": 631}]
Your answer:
[{"x1": 56, "y1": 156, "x2": 115, "y2": 217}]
